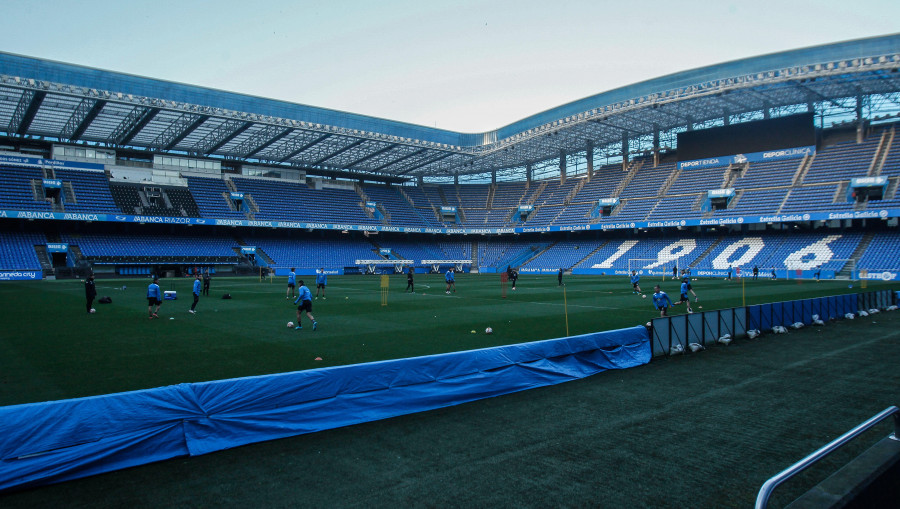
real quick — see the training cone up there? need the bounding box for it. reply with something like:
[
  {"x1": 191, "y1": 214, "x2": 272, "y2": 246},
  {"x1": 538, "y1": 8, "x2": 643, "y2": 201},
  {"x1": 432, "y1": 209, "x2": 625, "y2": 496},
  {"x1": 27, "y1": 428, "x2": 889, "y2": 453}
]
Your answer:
[{"x1": 314, "y1": 357, "x2": 323, "y2": 361}]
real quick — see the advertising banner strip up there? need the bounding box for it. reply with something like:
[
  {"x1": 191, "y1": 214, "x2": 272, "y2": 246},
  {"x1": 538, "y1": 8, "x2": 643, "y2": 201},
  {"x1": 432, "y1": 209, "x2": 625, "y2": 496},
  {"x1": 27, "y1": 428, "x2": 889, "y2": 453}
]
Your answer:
[
  {"x1": 0, "y1": 270, "x2": 42, "y2": 281},
  {"x1": 1, "y1": 207, "x2": 898, "y2": 235},
  {"x1": 678, "y1": 145, "x2": 815, "y2": 170},
  {"x1": 0, "y1": 154, "x2": 104, "y2": 171}
]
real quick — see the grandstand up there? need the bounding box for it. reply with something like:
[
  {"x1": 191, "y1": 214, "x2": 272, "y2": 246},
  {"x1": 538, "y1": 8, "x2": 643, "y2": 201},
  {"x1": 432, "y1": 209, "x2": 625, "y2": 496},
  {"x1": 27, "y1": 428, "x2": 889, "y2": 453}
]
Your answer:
[
  {"x1": 0, "y1": 37, "x2": 897, "y2": 307},
  {"x1": 2, "y1": 31, "x2": 900, "y2": 506}
]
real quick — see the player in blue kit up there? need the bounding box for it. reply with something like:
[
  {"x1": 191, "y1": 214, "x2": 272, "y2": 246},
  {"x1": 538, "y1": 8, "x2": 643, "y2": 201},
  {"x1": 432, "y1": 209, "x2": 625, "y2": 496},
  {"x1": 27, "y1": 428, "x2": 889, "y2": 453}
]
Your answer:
[
  {"x1": 147, "y1": 277, "x2": 162, "y2": 319},
  {"x1": 630, "y1": 270, "x2": 642, "y2": 295},
  {"x1": 652, "y1": 285, "x2": 672, "y2": 317},
  {"x1": 445, "y1": 268, "x2": 456, "y2": 294},
  {"x1": 315, "y1": 268, "x2": 327, "y2": 299},
  {"x1": 286, "y1": 268, "x2": 297, "y2": 299},
  {"x1": 683, "y1": 276, "x2": 699, "y2": 302},
  {"x1": 673, "y1": 280, "x2": 694, "y2": 313},
  {"x1": 189, "y1": 274, "x2": 201, "y2": 314},
  {"x1": 293, "y1": 280, "x2": 318, "y2": 330}
]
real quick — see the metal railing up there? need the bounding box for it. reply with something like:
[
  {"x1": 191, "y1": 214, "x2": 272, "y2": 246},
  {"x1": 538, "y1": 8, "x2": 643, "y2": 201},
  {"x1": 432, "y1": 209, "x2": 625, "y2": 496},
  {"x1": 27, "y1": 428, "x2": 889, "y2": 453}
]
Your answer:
[{"x1": 755, "y1": 405, "x2": 900, "y2": 509}]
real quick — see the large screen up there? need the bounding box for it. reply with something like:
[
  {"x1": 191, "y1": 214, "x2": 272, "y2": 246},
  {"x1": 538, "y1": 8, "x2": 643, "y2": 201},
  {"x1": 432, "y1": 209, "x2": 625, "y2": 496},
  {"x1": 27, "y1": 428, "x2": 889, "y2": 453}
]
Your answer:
[{"x1": 677, "y1": 112, "x2": 815, "y2": 162}]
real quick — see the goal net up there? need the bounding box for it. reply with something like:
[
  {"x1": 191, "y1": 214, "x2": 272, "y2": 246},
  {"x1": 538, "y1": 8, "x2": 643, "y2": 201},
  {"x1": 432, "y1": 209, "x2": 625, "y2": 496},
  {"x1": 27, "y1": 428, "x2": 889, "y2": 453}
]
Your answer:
[
  {"x1": 780, "y1": 258, "x2": 856, "y2": 281},
  {"x1": 627, "y1": 259, "x2": 675, "y2": 279}
]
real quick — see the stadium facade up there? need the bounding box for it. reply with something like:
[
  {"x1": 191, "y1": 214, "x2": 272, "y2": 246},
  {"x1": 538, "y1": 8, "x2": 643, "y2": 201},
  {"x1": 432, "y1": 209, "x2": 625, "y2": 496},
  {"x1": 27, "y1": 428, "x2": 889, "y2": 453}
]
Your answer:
[{"x1": 1, "y1": 34, "x2": 900, "y2": 280}]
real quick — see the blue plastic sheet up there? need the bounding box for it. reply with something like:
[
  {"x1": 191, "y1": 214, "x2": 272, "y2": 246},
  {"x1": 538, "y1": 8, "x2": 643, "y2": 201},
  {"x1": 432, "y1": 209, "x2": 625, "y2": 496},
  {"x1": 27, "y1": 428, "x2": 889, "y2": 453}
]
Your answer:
[
  {"x1": 746, "y1": 294, "x2": 857, "y2": 331},
  {"x1": 0, "y1": 325, "x2": 649, "y2": 492}
]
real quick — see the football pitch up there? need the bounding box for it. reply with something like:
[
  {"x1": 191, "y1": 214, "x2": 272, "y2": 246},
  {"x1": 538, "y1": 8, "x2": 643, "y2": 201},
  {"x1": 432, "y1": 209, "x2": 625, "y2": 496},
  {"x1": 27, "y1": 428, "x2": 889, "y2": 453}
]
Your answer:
[
  {"x1": 0, "y1": 273, "x2": 894, "y2": 407},
  {"x1": 0, "y1": 278, "x2": 897, "y2": 507}
]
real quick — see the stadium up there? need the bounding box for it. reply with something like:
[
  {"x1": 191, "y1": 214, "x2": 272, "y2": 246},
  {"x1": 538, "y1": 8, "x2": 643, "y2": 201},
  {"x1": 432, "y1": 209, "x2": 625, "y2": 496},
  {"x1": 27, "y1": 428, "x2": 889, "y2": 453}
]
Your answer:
[{"x1": 1, "y1": 18, "x2": 899, "y2": 508}]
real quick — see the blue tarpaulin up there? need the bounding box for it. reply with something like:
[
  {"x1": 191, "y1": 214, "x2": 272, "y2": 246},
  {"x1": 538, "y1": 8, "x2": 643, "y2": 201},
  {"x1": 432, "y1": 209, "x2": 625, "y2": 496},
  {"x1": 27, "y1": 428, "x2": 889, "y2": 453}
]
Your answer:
[{"x1": 0, "y1": 326, "x2": 649, "y2": 492}]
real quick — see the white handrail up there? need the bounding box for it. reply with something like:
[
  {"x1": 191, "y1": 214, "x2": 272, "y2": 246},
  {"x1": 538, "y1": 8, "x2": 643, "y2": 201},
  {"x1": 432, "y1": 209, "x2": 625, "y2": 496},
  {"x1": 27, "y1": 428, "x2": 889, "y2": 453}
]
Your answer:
[{"x1": 755, "y1": 405, "x2": 899, "y2": 509}]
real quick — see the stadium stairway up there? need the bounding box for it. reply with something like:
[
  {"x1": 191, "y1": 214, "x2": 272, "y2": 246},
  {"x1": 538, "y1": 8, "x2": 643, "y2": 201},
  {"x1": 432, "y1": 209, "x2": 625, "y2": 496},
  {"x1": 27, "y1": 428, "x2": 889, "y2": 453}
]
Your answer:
[
  {"x1": 792, "y1": 153, "x2": 815, "y2": 185},
  {"x1": 839, "y1": 231, "x2": 877, "y2": 278},
  {"x1": 498, "y1": 242, "x2": 549, "y2": 269},
  {"x1": 868, "y1": 127, "x2": 893, "y2": 176},
  {"x1": 612, "y1": 160, "x2": 641, "y2": 197},
  {"x1": 33, "y1": 245, "x2": 52, "y2": 272},
  {"x1": 572, "y1": 239, "x2": 612, "y2": 269},
  {"x1": 518, "y1": 241, "x2": 557, "y2": 268},
  {"x1": 231, "y1": 239, "x2": 275, "y2": 266},
  {"x1": 688, "y1": 236, "x2": 725, "y2": 268},
  {"x1": 68, "y1": 245, "x2": 86, "y2": 265},
  {"x1": 255, "y1": 248, "x2": 275, "y2": 266}
]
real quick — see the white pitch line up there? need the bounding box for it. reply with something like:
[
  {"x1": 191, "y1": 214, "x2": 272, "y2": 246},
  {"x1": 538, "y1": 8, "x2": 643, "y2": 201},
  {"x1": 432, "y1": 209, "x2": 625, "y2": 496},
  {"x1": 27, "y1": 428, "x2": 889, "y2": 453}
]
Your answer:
[{"x1": 424, "y1": 292, "x2": 623, "y2": 311}]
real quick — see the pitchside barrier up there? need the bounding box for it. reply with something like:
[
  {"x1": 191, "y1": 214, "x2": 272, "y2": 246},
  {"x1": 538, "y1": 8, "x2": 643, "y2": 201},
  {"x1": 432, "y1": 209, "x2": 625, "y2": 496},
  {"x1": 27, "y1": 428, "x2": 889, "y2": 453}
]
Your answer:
[
  {"x1": 0, "y1": 326, "x2": 650, "y2": 492},
  {"x1": 651, "y1": 289, "x2": 896, "y2": 357}
]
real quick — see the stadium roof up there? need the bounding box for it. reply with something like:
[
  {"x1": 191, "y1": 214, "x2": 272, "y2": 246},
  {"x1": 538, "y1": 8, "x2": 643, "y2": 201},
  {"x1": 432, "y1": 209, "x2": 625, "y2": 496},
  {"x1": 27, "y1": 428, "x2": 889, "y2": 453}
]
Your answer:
[{"x1": 1, "y1": 33, "x2": 899, "y2": 181}]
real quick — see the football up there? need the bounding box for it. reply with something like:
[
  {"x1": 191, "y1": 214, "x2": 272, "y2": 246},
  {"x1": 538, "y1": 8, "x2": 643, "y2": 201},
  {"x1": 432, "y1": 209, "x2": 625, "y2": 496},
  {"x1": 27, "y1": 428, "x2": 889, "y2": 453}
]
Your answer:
[
  {"x1": 641, "y1": 294, "x2": 646, "y2": 298},
  {"x1": 89, "y1": 308, "x2": 96, "y2": 313},
  {"x1": 287, "y1": 321, "x2": 294, "y2": 328},
  {"x1": 485, "y1": 327, "x2": 493, "y2": 334}
]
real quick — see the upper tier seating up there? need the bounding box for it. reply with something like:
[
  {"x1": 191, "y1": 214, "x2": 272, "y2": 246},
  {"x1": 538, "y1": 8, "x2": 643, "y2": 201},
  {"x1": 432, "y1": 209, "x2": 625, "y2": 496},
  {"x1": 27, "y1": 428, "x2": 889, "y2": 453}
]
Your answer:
[
  {"x1": 3, "y1": 122, "x2": 900, "y2": 231},
  {"x1": 0, "y1": 166, "x2": 54, "y2": 211},
  {"x1": 362, "y1": 186, "x2": 439, "y2": 227},
  {"x1": 109, "y1": 183, "x2": 200, "y2": 217},
  {"x1": 53, "y1": 169, "x2": 119, "y2": 213},
  {"x1": 617, "y1": 162, "x2": 676, "y2": 199},
  {"x1": 186, "y1": 176, "x2": 246, "y2": 219},
  {"x1": 668, "y1": 166, "x2": 728, "y2": 195},
  {"x1": 733, "y1": 158, "x2": 800, "y2": 188},
  {"x1": 232, "y1": 178, "x2": 377, "y2": 224},
  {"x1": 780, "y1": 185, "x2": 855, "y2": 213},
  {"x1": 803, "y1": 137, "x2": 879, "y2": 183}
]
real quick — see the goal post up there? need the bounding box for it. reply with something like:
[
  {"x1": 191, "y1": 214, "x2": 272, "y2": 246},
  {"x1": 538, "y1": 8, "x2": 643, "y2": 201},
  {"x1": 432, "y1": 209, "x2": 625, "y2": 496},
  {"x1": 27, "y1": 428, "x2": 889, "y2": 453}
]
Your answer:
[
  {"x1": 779, "y1": 258, "x2": 856, "y2": 281},
  {"x1": 627, "y1": 259, "x2": 673, "y2": 280}
]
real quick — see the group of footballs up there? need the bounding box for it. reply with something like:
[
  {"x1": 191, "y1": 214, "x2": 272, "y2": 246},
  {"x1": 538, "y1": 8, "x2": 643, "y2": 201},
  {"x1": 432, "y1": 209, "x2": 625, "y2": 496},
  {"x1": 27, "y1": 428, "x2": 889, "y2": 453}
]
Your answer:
[{"x1": 291, "y1": 321, "x2": 494, "y2": 334}]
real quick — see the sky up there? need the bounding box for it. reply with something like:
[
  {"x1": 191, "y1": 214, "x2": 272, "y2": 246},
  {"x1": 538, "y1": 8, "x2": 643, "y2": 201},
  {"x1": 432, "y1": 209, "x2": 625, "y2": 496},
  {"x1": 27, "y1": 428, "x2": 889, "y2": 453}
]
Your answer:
[{"x1": 1, "y1": 1, "x2": 898, "y2": 133}]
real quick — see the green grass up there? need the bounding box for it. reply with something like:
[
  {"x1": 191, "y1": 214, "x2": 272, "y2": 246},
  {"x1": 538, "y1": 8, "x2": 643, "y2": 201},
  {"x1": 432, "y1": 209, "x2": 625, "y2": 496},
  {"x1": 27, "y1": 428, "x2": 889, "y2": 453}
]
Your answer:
[
  {"x1": 0, "y1": 274, "x2": 893, "y2": 406},
  {"x1": 2, "y1": 305, "x2": 898, "y2": 508}
]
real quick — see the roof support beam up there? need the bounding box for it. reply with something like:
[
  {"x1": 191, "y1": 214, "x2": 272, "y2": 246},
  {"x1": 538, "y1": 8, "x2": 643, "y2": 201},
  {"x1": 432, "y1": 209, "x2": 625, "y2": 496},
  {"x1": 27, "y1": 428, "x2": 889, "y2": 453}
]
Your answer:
[
  {"x1": 591, "y1": 119, "x2": 641, "y2": 135},
  {"x1": 241, "y1": 126, "x2": 293, "y2": 158},
  {"x1": 153, "y1": 113, "x2": 209, "y2": 151},
  {"x1": 275, "y1": 133, "x2": 332, "y2": 163},
  {"x1": 8, "y1": 90, "x2": 46, "y2": 135},
  {"x1": 396, "y1": 151, "x2": 454, "y2": 175},
  {"x1": 62, "y1": 99, "x2": 106, "y2": 142},
  {"x1": 342, "y1": 143, "x2": 395, "y2": 168},
  {"x1": 312, "y1": 138, "x2": 366, "y2": 166},
  {"x1": 191, "y1": 119, "x2": 252, "y2": 155},
  {"x1": 371, "y1": 147, "x2": 427, "y2": 172},
  {"x1": 110, "y1": 108, "x2": 159, "y2": 145}
]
